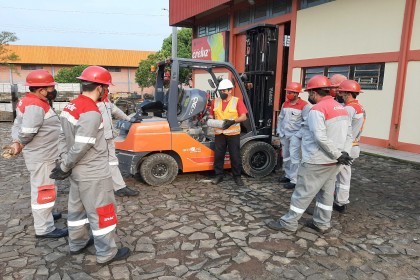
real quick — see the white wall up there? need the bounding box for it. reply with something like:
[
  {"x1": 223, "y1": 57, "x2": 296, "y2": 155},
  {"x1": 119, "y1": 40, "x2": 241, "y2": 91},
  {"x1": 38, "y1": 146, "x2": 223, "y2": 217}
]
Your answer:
[
  {"x1": 294, "y1": 0, "x2": 405, "y2": 60},
  {"x1": 410, "y1": 0, "x2": 420, "y2": 50},
  {"x1": 398, "y1": 62, "x2": 420, "y2": 145},
  {"x1": 291, "y1": 63, "x2": 397, "y2": 141}
]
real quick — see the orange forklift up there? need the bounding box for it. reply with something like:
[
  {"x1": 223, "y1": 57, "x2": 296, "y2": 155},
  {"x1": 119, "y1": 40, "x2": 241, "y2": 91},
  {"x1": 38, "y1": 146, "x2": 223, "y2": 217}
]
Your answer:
[
  {"x1": 115, "y1": 57, "x2": 277, "y2": 186},
  {"x1": 115, "y1": 25, "x2": 281, "y2": 187}
]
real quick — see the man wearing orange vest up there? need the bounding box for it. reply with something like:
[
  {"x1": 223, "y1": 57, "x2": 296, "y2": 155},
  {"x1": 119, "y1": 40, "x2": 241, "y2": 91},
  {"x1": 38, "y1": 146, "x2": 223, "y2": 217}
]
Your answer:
[
  {"x1": 334, "y1": 80, "x2": 366, "y2": 213},
  {"x1": 209, "y1": 79, "x2": 248, "y2": 187}
]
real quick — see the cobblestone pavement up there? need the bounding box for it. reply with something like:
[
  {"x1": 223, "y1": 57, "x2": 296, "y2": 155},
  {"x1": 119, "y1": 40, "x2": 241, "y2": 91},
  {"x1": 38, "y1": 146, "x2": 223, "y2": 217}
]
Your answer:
[{"x1": 1, "y1": 122, "x2": 419, "y2": 280}]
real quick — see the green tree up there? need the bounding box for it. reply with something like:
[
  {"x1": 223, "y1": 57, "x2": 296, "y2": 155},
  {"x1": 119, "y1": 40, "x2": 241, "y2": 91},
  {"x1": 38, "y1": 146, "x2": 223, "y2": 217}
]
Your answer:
[
  {"x1": 54, "y1": 65, "x2": 89, "y2": 83},
  {"x1": 0, "y1": 31, "x2": 19, "y2": 65},
  {"x1": 161, "y1": 28, "x2": 192, "y2": 58},
  {"x1": 135, "y1": 51, "x2": 166, "y2": 90},
  {"x1": 135, "y1": 28, "x2": 192, "y2": 89}
]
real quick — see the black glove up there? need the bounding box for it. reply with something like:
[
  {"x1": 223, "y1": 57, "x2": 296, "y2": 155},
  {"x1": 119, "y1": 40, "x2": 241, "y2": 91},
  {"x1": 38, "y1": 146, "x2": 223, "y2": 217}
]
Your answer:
[
  {"x1": 50, "y1": 165, "x2": 72, "y2": 180},
  {"x1": 337, "y1": 151, "x2": 353, "y2": 166},
  {"x1": 222, "y1": 119, "x2": 236, "y2": 130}
]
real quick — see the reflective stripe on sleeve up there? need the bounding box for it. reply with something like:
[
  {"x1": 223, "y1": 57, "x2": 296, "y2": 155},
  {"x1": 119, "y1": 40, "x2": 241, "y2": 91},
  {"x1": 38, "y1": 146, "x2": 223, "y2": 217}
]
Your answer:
[
  {"x1": 92, "y1": 224, "x2": 116, "y2": 236},
  {"x1": 31, "y1": 202, "x2": 54, "y2": 210},
  {"x1": 337, "y1": 184, "x2": 350, "y2": 190},
  {"x1": 75, "y1": 135, "x2": 96, "y2": 144},
  {"x1": 21, "y1": 127, "x2": 39, "y2": 133},
  {"x1": 290, "y1": 205, "x2": 305, "y2": 214},
  {"x1": 283, "y1": 157, "x2": 290, "y2": 162},
  {"x1": 316, "y1": 202, "x2": 333, "y2": 211},
  {"x1": 109, "y1": 161, "x2": 119, "y2": 166},
  {"x1": 68, "y1": 218, "x2": 89, "y2": 227}
]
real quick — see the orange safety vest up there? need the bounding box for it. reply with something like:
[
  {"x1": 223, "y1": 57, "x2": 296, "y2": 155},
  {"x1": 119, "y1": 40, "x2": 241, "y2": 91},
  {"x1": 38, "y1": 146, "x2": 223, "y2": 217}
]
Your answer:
[{"x1": 214, "y1": 97, "x2": 241, "y2": 135}]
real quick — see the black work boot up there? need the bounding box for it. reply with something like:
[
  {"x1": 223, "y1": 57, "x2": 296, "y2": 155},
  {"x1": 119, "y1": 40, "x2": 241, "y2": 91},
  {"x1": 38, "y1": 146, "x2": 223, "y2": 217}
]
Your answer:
[
  {"x1": 278, "y1": 176, "x2": 290, "y2": 183},
  {"x1": 234, "y1": 176, "x2": 244, "y2": 187},
  {"x1": 114, "y1": 186, "x2": 139, "y2": 197},
  {"x1": 333, "y1": 203, "x2": 347, "y2": 213},
  {"x1": 99, "y1": 247, "x2": 131, "y2": 265},
  {"x1": 52, "y1": 212, "x2": 62, "y2": 221},
  {"x1": 36, "y1": 228, "x2": 69, "y2": 238},
  {"x1": 304, "y1": 220, "x2": 330, "y2": 234},
  {"x1": 70, "y1": 236, "x2": 94, "y2": 255},
  {"x1": 283, "y1": 182, "x2": 296, "y2": 189},
  {"x1": 212, "y1": 175, "x2": 224, "y2": 185},
  {"x1": 267, "y1": 221, "x2": 296, "y2": 232}
]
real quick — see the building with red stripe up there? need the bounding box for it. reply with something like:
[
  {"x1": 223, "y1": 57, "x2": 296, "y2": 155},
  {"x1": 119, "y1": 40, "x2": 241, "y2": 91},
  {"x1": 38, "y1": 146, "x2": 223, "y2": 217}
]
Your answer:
[{"x1": 169, "y1": 0, "x2": 420, "y2": 153}]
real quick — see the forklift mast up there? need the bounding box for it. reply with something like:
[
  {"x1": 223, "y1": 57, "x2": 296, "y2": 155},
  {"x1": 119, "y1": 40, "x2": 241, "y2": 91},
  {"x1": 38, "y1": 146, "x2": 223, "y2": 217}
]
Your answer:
[{"x1": 244, "y1": 24, "x2": 278, "y2": 140}]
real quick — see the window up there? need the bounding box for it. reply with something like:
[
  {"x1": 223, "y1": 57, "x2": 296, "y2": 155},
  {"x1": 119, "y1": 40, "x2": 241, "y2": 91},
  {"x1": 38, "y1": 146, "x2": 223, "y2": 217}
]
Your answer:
[
  {"x1": 235, "y1": 0, "x2": 292, "y2": 27},
  {"x1": 273, "y1": 0, "x2": 292, "y2": 15},
  {"x1": 105, "y1": 67, "x2": 121, "y2": 72},
  {"x1": 299, "y1": 0, "x2": 334, "y2": 10},
  {"x1": 254, "y1": 0, "x2": 268, "y2": 20},
  {"x1": 197, "y1": 16, "x2": 230, "y2": 38},
  {"x1": 353, "y1": 64, "x2": 383, "y2": 90},
  {"x1": 302, "y1": 63, "x2": 385, "y2": 90},
  {"x1": 21, "y1": 65, "x2": 43, "y2": 70}
]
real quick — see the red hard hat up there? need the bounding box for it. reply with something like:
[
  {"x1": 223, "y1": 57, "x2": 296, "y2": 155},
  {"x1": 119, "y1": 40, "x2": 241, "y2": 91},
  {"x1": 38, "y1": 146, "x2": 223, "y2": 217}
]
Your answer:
[
  {"x1": 305, "y1": 75, "x2": 331, "y2": 91},
  {"x1": 285, "y1": 82, "x2": 302, "y2": 93},
  {"x1": 25, "y1": 70, "x2": 56, "y2": 87},
  {"x1": 330, "y1": 74, "x2": 347, "y2": 87},
  {"x1": 338, "y1": 80, "x2": 363, "y2": 93},
  {"x1": 77, "y1": 66, "x2": 114, "y2": 85}
]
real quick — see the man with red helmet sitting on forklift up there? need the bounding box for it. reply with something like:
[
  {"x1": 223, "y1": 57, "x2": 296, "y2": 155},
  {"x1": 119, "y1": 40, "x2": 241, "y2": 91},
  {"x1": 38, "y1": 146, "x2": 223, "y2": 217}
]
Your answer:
[
  {"x1": 277, "y1": 82, "x2": 311, "y2": 190},
  {"x1": 209, "y1": 79, "x2": 248, "y2": 187}
]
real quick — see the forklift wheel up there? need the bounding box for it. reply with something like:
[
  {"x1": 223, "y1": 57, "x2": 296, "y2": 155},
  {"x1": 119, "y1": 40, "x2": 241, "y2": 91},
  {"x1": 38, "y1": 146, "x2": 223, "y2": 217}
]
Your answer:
[
  {"x1": 241, "y1": 141, "x2": 277, "y2": 178},
  {"x1": 140, "y1": 153, "x2": 178, "y2": 186}
]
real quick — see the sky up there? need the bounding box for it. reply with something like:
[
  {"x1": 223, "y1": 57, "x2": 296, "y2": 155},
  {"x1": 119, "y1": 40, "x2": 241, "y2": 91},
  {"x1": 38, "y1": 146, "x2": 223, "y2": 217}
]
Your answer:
[{"x1": 0, "y1": 0, "x2": 173, "y2": 51}]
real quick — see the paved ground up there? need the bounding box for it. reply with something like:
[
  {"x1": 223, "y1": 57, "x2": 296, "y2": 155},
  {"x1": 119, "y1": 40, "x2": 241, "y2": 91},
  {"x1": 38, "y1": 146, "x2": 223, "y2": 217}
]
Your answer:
[{"x1": 0, "y1": 122, "x2": 419, "y2": 280}]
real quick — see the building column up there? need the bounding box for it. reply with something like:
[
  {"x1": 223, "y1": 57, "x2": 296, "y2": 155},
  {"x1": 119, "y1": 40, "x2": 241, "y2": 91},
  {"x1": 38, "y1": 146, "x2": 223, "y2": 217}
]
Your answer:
[{"x1": 388, "y1": 0, "x2": 417, "y2": 149}]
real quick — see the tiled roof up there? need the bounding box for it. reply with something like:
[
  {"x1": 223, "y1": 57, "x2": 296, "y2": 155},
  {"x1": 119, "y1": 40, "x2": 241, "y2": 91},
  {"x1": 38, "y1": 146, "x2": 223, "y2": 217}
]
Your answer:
[{"x1": 6, "y1": 45, "x2": 155, "y2": 67}]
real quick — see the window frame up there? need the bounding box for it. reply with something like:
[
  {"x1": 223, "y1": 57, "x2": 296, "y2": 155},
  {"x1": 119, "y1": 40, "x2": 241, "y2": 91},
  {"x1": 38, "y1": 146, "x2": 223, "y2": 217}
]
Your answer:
[
  {"x1": 302, "y1": 63, "x2": 385, "y2": 90},
  {"x1": 299, "y1": 0, "x2": 335, "y2": 10}
]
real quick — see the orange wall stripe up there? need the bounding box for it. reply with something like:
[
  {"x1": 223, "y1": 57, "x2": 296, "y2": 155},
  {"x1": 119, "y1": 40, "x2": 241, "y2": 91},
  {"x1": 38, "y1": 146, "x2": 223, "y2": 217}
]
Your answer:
[
  {"x1": 360, "y1": 136, "x2": 389, "y2": 148},
  {"x1": 389, "y1": 0, "x2": 416, "y2": 149},
  {"x1": 408, "y1": 49, "x2": 420, "y2": 61}
]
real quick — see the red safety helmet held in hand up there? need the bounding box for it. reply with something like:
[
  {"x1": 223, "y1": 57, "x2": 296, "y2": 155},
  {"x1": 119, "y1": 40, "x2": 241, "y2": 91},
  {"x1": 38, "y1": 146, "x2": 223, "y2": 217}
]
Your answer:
[
  {"x1": 285, "y1": 82, "x2": 302, "y2": 93},
  {"x1": 25, "y1": 70, "x2": 56, "y2": 87},
  {"x1": 305, "y1": 75, "x2": 331, "y2": 91},
  {"x1": 338, "y1": 80, "x2": 363, "y2": 93},
  {"x1": 77, "y1": 66, "x2": 114, "y2": 85}
]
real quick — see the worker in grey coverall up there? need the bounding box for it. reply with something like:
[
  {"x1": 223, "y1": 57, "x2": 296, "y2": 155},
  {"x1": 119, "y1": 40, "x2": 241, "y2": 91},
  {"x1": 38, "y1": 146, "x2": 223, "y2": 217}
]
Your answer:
[
  {"x1": 268, "y1": 75, "x2": 353, "y2": 233},
  {"x1": 277, "y1": 82, "x2": 311, "y2": 189},
  {"x1": 51, "y1": 66, "x2": 130, "y2": 264},
  {"x1": 10, "y1": 69, "x2": 68, "y2": 238},
  {"x1": 334, "y1": 80, "x2": 366, "y2": 213},
  {"x1": 97, "y1": 93, "x2": 139, "y2": 197}
]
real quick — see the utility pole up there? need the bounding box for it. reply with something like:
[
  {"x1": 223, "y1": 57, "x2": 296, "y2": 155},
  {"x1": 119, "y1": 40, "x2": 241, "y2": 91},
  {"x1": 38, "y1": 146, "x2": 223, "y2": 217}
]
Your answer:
[{"x1": 163, "y1": 8, "x2": 177, "y2": 58}]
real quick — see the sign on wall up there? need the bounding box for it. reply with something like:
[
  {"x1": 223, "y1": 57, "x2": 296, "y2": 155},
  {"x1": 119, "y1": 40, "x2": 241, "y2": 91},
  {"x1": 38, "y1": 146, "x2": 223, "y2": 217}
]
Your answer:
[{"x1": 192, "y1": 32, "x2": 229, "y2": 62}]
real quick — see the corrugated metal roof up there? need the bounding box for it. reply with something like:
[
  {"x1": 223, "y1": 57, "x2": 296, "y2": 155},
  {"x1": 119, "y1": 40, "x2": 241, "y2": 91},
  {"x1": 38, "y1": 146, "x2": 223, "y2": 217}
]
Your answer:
[
  {"x1": 6, "y1": 45, "x2": 155, "y2": 67},
  {"x1": 169, "y1": 0, "x2": 231, "y2": 26}
]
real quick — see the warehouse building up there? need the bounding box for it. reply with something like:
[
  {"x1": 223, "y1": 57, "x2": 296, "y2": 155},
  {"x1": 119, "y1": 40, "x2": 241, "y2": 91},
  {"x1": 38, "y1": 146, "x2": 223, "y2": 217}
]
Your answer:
[
  {"x1": 0, "y1": 45, "x2": 154, "y2": 93},
  {"x1": 169, "y1": 0, "x2": 420, "y2": 153}
]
